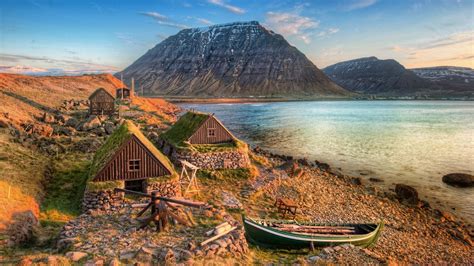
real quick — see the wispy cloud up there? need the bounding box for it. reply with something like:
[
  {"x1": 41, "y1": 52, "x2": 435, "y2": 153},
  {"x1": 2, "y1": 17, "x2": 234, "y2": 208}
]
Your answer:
[
  {"x1": 115, "y1": 32, "x2": 147, "y2": 47},
  {"x1": 197, "y1": 18, "x2": 213, "y2": 25},
  {"x1": 344, "y1": 0, "x2": 377, "y2": 11},
  {"x1": 139, "y1": 12, "x2": 188, "y2": 29},
  {"x1": 317, "y1": 27, "x2": 340, "y2": 38},
  {"x1": 0, "y1": 53, "x2": 119, "y2": 75},
  {"x1": 389, "y1": 31, "x2": 474, "y2": 68},
  {"x1": 264, "y1": 11, "x2": 319, "y2": 44},
  {"x1": 207, "y1": 0, "x2": 246, "y2": 14}
]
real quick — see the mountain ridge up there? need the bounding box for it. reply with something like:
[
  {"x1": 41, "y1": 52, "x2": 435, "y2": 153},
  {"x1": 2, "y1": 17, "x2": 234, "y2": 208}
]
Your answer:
[{"x1": 116, "y1": 21, "x2": 350, "y2": 98}]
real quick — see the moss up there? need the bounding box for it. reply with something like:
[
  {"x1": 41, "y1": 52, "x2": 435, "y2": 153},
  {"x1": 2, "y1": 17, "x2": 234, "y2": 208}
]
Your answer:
[
  {"x1": 146, "y1": 173, "x2": 179, "y2": 184},
  {"x1": 198, "y1": 168, "x2": 253, "y2": 181},
  {"x1": 89, "y1": 120, "x2": 176, "y2": 182},
  {"x1": 160, "y1": 112, "x2": 209, "y2": 148},
  {"x1": 40, "y1": 154, "x2": 90, "y2": 222},
  {"x1": 86, "y1": 180, "x2": 124, "y2": 192}
]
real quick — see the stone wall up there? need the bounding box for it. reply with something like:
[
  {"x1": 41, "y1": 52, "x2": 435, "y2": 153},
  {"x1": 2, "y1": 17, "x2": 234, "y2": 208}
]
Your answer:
[
  {"x1": 82, "y1": 189, "x2": 124, "y2": 212},
  {"x1": 172, "y1": 150, "x2": 250, "y2": 170},
  {"x1": 143, "y1": 178, "x2": 181, "y2": 197}
]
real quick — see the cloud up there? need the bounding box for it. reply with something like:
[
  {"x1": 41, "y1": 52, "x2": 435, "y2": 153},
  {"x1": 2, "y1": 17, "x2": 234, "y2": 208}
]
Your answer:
[
  {"x1": 115, "y1": 32, "x2": 148, "y2": 47},
  {"x1": 264, "y1": 11, "x2": 319, "y2": 44},
  {"x1": 139, "y1": 12, "x2": 188, "y2": 29},
  {"x1": 344, "y1": 0, "x2": 377, "y2": 11},
  {"x1": 207, "y1": 0, "x2": 246, "y2": 14},
  {"x1": 0, "y1": 53, "x2": 119, "y2": 75},
  {"x1": 197, "y1": 18, "x2": 213, "y2": 25},
  {"x1": 317, "y1": 27, "x2": 340, "y2": 38},
  {"x1": 388, "y1": 31, "x2": 474, "y2": 68}
]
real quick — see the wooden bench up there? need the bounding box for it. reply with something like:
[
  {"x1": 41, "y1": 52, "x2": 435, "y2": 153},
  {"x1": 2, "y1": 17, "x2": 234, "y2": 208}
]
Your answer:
[{"x1": 275, "y1": 198, "x2": 298, "y2": 219}]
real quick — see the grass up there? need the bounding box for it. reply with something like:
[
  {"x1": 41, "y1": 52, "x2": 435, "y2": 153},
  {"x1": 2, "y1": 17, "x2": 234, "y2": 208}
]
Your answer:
[
  {"x1": 40, "y1": 153, "x2": 90, "y2": 223},
  {"x1": 160, "y1": 111, "x2": 209, "y2": 149}
]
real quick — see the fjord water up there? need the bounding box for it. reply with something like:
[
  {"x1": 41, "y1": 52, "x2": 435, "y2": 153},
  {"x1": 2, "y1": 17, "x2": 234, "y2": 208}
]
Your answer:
[{"x1": 180, "y1": 101, "x2": 474, "y2": 222}]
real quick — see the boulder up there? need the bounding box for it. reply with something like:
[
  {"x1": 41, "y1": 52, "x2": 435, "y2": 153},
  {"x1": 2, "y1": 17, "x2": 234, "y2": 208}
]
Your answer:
[
  {"x1": 395, "y1": 184, "x2": 419, "y2": 204},
  {"x1": 82, "y1": 116, "x2": 102, "y2": 131},
  {"x1": 42, "y1": 112, "x2": 55, "y2": 123},
  {"x1": 104, "y1": 122, "x2": 115, "y2": 135},
  {"x1": 0, "y1": 118, "x2": 9, "y2": 128},
  {"x1": 369, "y1": 177, "x2": 383, "y2": 182},
  {"x1": 66, "y1": 251, "x2": 88, "y2": 262},
  {"x1": 350, "y1": 177, "x2": 362, "y2": 185},
  {"x1": 442, "y1": 173, "x2": 474, "y2": 188},
  {"x1": 65, "y1": 117, "x2": 79, "y2": 128}
]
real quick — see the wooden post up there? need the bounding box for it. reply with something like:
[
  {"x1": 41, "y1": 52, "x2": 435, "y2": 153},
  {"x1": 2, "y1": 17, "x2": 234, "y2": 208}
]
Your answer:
[{"x1": 151, "y1": 191, "x2": 158, "y2": 214}]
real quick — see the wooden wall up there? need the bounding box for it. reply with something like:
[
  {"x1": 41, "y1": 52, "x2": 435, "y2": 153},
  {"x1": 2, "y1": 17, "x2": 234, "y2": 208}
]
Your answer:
[
  {"x1": 93, "y1": 136, "x2": 171, "y2": 182},
  {"x1": 189, "y1": 116, "x2": 234, "y2": 144},
  {"x1": 89, "y1": 89, "x2": 115, "y2": 115}
]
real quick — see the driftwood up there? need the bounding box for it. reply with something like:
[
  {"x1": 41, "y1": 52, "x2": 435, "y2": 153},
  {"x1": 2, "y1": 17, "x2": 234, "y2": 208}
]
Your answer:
[{"x1": 201, "y1": 226, "x2": 238, "y2": 246}]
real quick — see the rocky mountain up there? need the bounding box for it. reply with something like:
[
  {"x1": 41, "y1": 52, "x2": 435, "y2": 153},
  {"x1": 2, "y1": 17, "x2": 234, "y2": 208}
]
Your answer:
[
  {"x1": 411, "y1": 66, "x2": 474, "y2": 96},
  {"x1": 116, "y1": 21, "x2": 349, "y2": 98},
  {"x1": 323, "y1": 57, "x2": 436, "y2": 96}
]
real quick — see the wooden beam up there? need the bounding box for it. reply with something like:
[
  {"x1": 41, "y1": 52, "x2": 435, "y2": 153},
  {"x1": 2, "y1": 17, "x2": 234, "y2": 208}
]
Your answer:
[{"x1": 200, "y1": 226, "x2": 237, "y2": 246}]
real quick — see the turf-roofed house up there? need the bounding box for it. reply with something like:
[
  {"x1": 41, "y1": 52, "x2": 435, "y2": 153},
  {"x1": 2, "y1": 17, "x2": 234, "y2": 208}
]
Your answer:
[
  {"x1": 82, "y1": 120, "x2": 180, "y2": 211},
  {"x1": 158, "y1": 111, "x2": 250, "y2": 169}
]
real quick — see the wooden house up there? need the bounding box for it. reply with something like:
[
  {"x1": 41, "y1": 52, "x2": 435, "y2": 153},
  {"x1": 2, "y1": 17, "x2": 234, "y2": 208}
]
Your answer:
[
  {"x1": 116, "y1": 87, "x2": 132, "y2": 99},
  {"x1": 88, "y1": 88, "x2": 115, "y2": 115},
  {"x1": 89, "y1": 120, "x2": 176, "y2": 191},
  {"x1": 161, "y1": 111, "x2": 235, "y2": 146}
]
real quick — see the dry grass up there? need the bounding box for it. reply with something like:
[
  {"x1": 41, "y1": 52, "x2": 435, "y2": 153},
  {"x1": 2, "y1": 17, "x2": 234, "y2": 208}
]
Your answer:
[{"x1": 0, "y1": 130, "x2": 48, "y2": 231}]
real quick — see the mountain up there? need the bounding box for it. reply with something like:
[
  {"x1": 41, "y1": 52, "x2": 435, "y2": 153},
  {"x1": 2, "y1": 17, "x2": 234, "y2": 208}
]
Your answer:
[
  {"x1": 323, "y1": 57, "x2": 436, "y2": 96},
  {"x1": 411, "y1": 66, "x2": 474, "y2": 97},
  {"x1": 116, "y1": 21, "x2": 349, "y2": 98}
]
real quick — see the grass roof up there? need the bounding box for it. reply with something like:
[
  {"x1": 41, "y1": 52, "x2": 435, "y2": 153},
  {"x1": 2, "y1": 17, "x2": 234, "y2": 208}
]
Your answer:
[
  {"x1": 89, "y1": 120, "x2": 175, "y2": 182},
  {"x1": 160, "y1": 111, "x2": 210, "y2": 148}
]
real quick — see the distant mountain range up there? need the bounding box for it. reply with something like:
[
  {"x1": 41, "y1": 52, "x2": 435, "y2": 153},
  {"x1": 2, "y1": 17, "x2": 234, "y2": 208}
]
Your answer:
[
  {"x1": 116, "y1": 21, "x2": 350, "y2": 99},
  {"x1": 410, "y1": 66, "x2": 474, "y2": 97},
  {"x1": 323, "y1": 57, "x2": 473, "y2": 98}
]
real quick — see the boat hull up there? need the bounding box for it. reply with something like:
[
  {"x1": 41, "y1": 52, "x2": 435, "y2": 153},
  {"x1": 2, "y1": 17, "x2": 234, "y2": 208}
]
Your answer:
[{"x1": 243, "y1": 217, "x2": 383, "y2": 249}]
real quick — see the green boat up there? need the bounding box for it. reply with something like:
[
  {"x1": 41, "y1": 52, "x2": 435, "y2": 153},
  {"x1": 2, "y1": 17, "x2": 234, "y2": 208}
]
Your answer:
[{"x1": 243, "y1": 216, "x2": 383, "y2": 249}]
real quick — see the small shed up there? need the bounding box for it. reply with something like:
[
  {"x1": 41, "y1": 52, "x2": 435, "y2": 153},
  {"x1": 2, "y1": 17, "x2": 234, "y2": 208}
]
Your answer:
[
  {"x1": 88, "y1": 88, "x2": 115, "y2": 115},
  {"x1": 116, "y1": 87, "x2": 132, "y2": 99},
  {"x1": 161, "y1": 111, "x2": 235, "y2": 146},
  {"x1": 89, "y1": 120, "x2": 176, "y2": 191}
]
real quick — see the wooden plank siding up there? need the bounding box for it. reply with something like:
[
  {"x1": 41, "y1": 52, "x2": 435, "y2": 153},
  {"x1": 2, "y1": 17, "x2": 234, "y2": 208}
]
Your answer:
[
  {"x1": 93, "y1": 135, "x2": 171, "y2": 182},
  {"x1": 188, "y1": 116, "x2": 234, "y2": 144},
  {"x1": 89, "y1": 88, "x2": 115, "y2": 115}
]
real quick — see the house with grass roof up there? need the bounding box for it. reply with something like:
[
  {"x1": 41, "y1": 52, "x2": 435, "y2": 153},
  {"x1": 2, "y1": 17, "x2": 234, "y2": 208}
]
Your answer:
[
  {"x1": 158, "y1": 111, "x2": 250, "y2": 170},
  {"x1": 83, "y1": 120, "x2": 180, "y2": 211}
]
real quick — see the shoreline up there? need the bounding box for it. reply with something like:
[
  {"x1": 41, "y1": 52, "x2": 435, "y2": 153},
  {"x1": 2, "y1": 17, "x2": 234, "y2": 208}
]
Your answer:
[{"x1": 147, "y1": 96, "x2": 474, "y2": 103}]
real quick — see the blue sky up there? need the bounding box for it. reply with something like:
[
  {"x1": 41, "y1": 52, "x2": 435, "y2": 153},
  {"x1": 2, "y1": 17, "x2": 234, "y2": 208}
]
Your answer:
[{"x1": 0, "y1": 0, "x2": 472, "y2": 75}]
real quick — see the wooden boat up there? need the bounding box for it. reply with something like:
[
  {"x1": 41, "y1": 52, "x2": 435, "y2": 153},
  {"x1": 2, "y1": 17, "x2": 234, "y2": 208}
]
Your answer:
[{"x1": 243, "y1": 216, "x2": 383, "y2": 249}]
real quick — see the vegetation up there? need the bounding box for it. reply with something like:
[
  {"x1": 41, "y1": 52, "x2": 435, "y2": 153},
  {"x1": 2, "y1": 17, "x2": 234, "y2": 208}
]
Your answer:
[
  {"x1": 88, "y1": 120, "x2": 176, "y2": 185},
  {"x1": 160, "y1": 111, "x2": 208, "y2": 149},
  {"x1": 40, "y1": 153, "x2": 90, "y2": 223}
]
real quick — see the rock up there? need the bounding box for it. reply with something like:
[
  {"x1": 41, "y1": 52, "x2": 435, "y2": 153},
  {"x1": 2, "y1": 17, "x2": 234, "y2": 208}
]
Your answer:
[
  {"x1": 66, "y1": 251, "x2": 88, "y2": 262},
  {"x1": 308, "y1": 256, "x2": 322, "y2": 262},
  {"x1": 395, "y1": 184, "x2": 419, "y2": 204},
  {"x1": 85, "y1": 259, "x2": 104, "y2": 266},
  {"x1": 440, "y1": 211, "x2": 456, "y2": 222},
  {"x1": 104, "y1": 122, "x2": 115, "y2": 135},
  {"x1": 57, "y1": 237, "x2": 76, "y2": 251},
  {"x1": 42, "y1": 112, "x2": 55, "y2": 123},
  {"x1": 163, "y1": 248, "x2": 176, "y2": 264},
  {"x1": 0, "y1": 119, "x2": 9, "y2": 128},
  {"x1": 369, "y1": 177, "x2": 383, "y2": 182},
  {"x1": 350, "y1": 177, "x2": 362, "y2": 185},
  {"x1": 108, "y1": 258, "x2": 120, "y2": 266},
  {"x1": 82, "y1": 115, "x2": 102, "y2": 130},
  {"x1": 119, "y1": 250, "x2": 136, "y2": 260},
  {"x1": 315, "y1": 161, "x2": 330, "y2": 171},
  {"x1": 65, "y1": 117, "x2": 79, "y2": 128},
  {"x1": 18, "y1": 258, "x2": 33, "y2": 266},
  {"x1": 442, "y1": 173, "x2": 474, "y2": 187}
]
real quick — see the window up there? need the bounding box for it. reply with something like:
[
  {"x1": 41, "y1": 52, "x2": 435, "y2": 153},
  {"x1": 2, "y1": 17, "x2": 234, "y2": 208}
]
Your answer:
[
  {"x1": 128, "y1": 159, "x2": 140, "y2": 171},
  {"x1": 208, "y1": 128, "x2": 216, "y2": 137}
]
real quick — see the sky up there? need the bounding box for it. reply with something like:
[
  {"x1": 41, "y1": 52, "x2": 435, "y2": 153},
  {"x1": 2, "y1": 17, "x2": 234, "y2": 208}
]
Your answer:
[{"x1": 0, "y1": 0, "x2": 473, "y2": 75}]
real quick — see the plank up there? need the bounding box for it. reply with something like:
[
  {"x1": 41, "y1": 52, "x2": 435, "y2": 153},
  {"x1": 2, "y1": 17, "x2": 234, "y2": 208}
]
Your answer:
[{"x1": 200, "y1": 226, "x2": 238, "y2": 246}]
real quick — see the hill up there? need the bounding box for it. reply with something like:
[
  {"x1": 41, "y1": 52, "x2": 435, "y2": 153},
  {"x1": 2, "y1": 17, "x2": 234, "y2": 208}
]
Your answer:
[
  {"x1": 411, "y1": 66, "x2": 474, "y2": 98},
  {"x1": 323, "y1": 57, "x2": 436, "y2": 97},
  {"x1": 0, "y1": 73, "x2": 124, "y2": 126},
  {"x1": 116, "y1": 21, "x2": 350, "y2": 99}
]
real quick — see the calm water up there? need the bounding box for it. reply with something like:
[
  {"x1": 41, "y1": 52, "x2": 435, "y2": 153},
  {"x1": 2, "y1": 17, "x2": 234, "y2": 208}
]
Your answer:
[{"x1": 180, "y1": 101, "x2": 474, "y2": 222}]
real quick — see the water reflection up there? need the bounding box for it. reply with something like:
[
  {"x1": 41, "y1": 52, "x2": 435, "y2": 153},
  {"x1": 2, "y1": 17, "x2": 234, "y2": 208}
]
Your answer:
[{"x1": 180, "y1": 101, "x2": 474, "y2": 222}]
